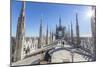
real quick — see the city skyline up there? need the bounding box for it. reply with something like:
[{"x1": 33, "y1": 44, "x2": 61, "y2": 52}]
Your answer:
[{"x1": 11, "y1": 0, "x2": 93, "y2": 37}]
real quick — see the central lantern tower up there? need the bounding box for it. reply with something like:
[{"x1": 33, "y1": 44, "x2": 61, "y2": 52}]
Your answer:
[{"x1": 55, "y1": 17, "x2": 65, "y2": 40}]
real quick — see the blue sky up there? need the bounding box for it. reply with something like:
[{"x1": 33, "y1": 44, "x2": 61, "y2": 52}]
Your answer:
[{"x1": 11, "y1": 0, "x2": 92, "y2": 37}]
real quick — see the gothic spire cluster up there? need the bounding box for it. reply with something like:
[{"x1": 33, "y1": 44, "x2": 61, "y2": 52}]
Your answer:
[{"x1": 14, "y1": 1, "x2": 82, "y2": 62}]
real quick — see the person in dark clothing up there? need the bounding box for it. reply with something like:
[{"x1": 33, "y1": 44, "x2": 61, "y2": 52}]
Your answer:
[
  {"x1": 44, "y1": 50, "x2": 51, "y2": 62},
  {"x1": 62, "y1": 41, "x2": 64, "y2": 46}
]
